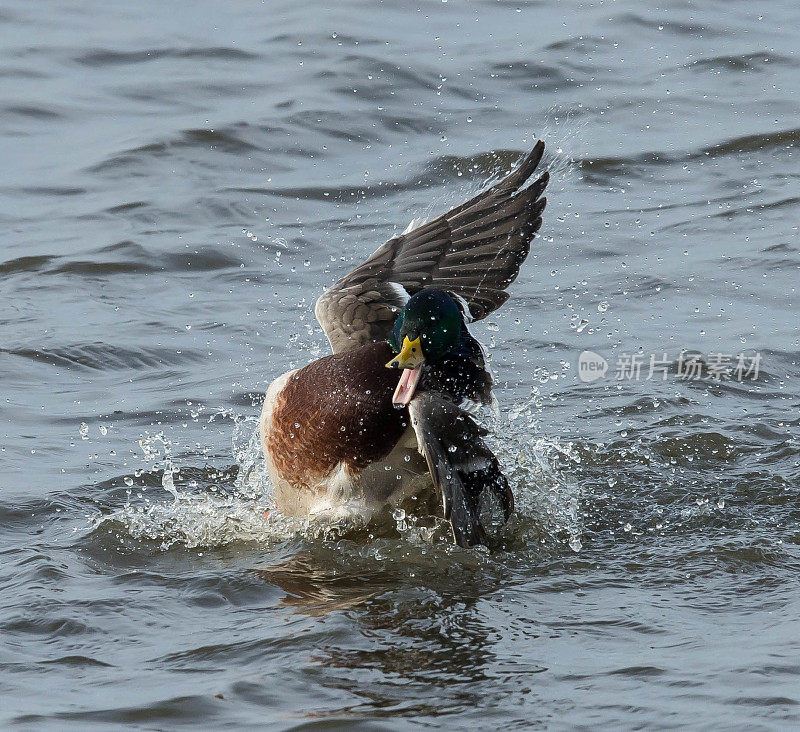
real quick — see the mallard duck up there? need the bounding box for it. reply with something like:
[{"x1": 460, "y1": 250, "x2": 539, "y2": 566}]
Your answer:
[{"x1": 260, "y1": 141, "x2": 549, "y2": 547}]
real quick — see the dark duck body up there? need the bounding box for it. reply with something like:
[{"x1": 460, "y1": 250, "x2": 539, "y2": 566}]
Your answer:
[{"x1": 260, "y1": 141, "x2": 549, "y2": 546}]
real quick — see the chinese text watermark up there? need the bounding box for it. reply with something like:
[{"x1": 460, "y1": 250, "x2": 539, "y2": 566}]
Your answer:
[{"x1": 578, "y1": 350, "x2": 761, "y2": 384}]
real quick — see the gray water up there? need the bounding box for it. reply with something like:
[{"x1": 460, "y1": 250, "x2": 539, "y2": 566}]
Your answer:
[{"x1": 2, "y1": 0, "x2": 799, "y2": 728}]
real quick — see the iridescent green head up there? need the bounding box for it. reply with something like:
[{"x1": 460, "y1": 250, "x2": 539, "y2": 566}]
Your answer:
[{"x1": 387, "y1": 288, "x2": 463, "y2": 366}]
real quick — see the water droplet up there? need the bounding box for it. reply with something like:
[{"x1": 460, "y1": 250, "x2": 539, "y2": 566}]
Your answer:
[
  {"x1": 392, "y1": 508, "x2": 406, "y2": 522},
  {"x1": 79, "y1": 423, "x2": 89, "y2": 440},
  {"x1": 162, "y1": 470, "x2": 175, "y2": 495},
  {"x1": 597, "y1": 301, "x2": 609, "y2": 313}
]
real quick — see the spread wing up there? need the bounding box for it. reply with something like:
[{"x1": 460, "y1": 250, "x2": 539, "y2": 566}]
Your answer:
[{"x1": 315, "y1": 140, "x2": 549, "y2": 353}]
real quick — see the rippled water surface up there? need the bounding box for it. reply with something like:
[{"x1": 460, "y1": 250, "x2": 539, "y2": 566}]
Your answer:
[{"x1": 2, "y1": 0, "x2": 800, "y2": 728}]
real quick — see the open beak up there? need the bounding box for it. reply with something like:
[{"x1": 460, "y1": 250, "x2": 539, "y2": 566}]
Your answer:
[{"x1": 386, "y1": 335, "x2": 425, "y2": 406}]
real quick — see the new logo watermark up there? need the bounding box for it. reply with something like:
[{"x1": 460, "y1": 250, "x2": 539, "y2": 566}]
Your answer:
[
  {"x1": 578, "y1": 350, "x2": 609, "y2": 383},
  {"x1": 576, "y1": 350, "x2": 761, "y2": 383}
]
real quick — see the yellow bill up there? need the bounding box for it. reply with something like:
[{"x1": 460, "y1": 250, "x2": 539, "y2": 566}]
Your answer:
[{"x1": 386, "y1": 336, "x2": 425, "y2": 406}]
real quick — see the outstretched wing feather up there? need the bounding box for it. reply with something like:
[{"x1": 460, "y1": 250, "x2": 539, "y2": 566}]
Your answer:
[{"x1": 315, "y1": 141, "x2": 549, "y2": 352}]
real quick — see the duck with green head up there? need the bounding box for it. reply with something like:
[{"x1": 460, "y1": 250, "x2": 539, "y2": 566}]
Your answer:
[{"x1": 260, "y1": 141, "x2": 549, "y2": 546}]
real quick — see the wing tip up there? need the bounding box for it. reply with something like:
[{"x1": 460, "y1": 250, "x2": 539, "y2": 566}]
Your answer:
[
  {"x1": 529, "y1": 169, "x2": 550, "y2": 194},
  {"x1": 498, "y1": 139, "x2": 547, "y2": 193},
  {"x1": 530, "y1": 138, "x2": 546, "y2": 165}
]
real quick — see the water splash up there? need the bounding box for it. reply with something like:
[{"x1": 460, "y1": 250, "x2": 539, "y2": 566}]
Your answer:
[
  {"x1": 486, "y1": 394, "x2": 584, "y2": 552},
  {"x1": 95, "y1": 387, "x2": 582, "y2": 553},
  {"x1": 231, "y1": 416, "x2": 271, "y2": 498},
  {"x1": 93, "y1": 418, "x2": 298, "y2": 549}
]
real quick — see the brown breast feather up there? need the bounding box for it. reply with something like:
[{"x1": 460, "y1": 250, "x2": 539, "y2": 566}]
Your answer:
[{"x1": 267, "y1": 341, "x2": 408, "y2": 489}]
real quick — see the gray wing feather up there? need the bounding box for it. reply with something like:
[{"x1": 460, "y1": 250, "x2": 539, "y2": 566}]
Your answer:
[{"x1": 315, "y1": 141, "x2": 549, "y2": 353}]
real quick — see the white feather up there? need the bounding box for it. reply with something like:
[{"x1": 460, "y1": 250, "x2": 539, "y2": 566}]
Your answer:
[
  {"x1": 386, "y1": 281, "x2": 410, "y2": 306},
  {"x1": 402, "y1": 217, "x2": 427, "y2": 234},
  {"x1": 450, "y1": 292, "x2": 475, "y2": 323}
]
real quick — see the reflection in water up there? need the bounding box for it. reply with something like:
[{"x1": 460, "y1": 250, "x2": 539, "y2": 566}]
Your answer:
[
  {"x1": 254, "y1": 545, "x2": 524, "y2": 719},
  {"x1": 254, "y1": 551, "x2": 387, "y2": 616}
]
